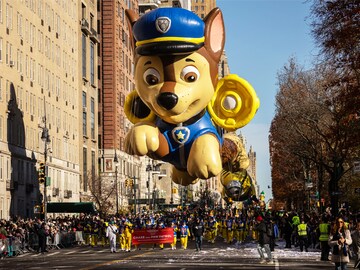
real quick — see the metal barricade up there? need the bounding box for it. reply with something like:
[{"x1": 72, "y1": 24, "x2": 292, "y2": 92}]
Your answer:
[
  {"x1": 46, "y1": 234, "x2": 61, "y2": 250},
  {"x1": 0, "y1": 238, "x2": 8, "y2": 259},
  {"x1": 59, "y1": 231, "x2": 75, "y2": 248},
  {"x1": 12, "y1": 237, "x2": 24, "y2": 256},
  {"x1": 75, "y1": 231, "x2": 85, "y2": 245}
]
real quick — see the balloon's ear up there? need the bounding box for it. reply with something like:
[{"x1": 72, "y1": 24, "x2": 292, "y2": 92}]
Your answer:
[
  {"x1": 124, "y1": 91, "x2": 156, "y2": 124},
  {"x1": 203, "y1": 8, "x2": 225, "y2": 63},
  {"x1": 207, "y1": 74, "x2": 260, "y2": 131},
  {"x1": 125, "y1": 9, "x2": 139, "y2": 53}
]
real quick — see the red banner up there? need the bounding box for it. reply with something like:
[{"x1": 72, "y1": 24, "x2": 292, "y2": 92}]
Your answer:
[{"x1": 132, "y1": 228, "x2": 174, "y2": 245}]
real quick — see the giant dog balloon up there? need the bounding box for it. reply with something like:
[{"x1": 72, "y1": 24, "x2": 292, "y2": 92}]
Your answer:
[{"x1": 124, "y1": 7, "x2": 259, "y2": 202}]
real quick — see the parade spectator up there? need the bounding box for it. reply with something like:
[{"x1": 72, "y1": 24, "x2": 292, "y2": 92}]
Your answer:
[
  {"x1": 37, "y1": 222, "x2": 49, "y2": 253},
  {"x1": 255, "y1": 215, "x2": 273, "y2": 264},
  {"x1": 328, "y1": 217, "x2": 352, "y2": 270},
  {"x1": 106, "y1": 220, "x2": 118, "y2": 253},
  {"x1": 192, "y1": 217, "x2": 205, "y2": 251},
  {"x1": 351, "y1": 221, "x2": 360, "y2": 268}
]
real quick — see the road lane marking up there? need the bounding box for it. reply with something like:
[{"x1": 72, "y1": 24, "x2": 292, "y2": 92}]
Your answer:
[
  {"x1": 274, "y1": 255, "x2": 279, "y2": 270},
  {"x1": 65, "y1": 251, "x2": 76, "y2": 255},
  {"x1": 80, "y1": 251, "x2": 155, "y2": 270},
  {"x1": 46, "y1": 251, "x2": 60, "y2": 256},
  {"x1": 17, "y1": 253, "x2": 31, "y2": 257}
]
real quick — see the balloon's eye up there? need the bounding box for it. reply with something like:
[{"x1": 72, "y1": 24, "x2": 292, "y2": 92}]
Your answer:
[
  {"x1": 181, "y1": 66, "x2": 200, "y2": 83},
  {"x1": 144, "y1": 68, "x2": 161, "y2": 85}
]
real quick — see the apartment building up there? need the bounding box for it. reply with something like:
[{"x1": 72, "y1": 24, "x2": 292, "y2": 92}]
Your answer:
[
  {"x1": 0, "y1": 0, "x2": 83, "y2": 219},
  {"x1": 79, "y1": 0, "x2": 100, "y2": 202},
  {"x1": 191, "y1": 0, "x2": 216, "y2": 19}
]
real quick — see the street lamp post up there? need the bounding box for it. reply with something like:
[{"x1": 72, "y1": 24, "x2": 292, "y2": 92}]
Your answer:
[
  {"x1": 114, "y1": 150, "x2": 119, "y2": 215},
  {"x1": 146, "y1": 160, "x2": 152, "y2": 208},
  {"x1": 41, "y1": 116, "x2": 51, "y2": 223}
]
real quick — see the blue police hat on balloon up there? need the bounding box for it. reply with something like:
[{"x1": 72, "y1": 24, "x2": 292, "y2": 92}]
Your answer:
[{"x1": 133, "y1": 8, "x2": 205, "y2": 55}]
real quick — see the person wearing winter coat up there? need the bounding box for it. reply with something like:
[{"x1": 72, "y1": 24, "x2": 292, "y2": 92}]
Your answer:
[
  {"x1": 106, "y1": 220, "x2": 118, "y2": 253},
  {"x1": 351, "y1": 221, "x2": 360, "y2": 268},
  {"x1": 328, "y1": 217, "x2": 352, "y2": 270},
  {"x1": 192, "y1": 217, "x2": 205, "y2": 251},
  {"x1": 254, "y1": 215, "x2": 273, "y2": 264}
]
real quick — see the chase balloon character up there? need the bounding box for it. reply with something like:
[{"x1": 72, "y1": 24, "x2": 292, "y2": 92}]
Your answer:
[{"x1": 124, "y1": 7, "x2": 259, "y2": 201}]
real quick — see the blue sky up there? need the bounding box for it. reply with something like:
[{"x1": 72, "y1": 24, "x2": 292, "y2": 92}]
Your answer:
[{"x1": 216, "y1": 0, "x2": 318, "y2": 199}]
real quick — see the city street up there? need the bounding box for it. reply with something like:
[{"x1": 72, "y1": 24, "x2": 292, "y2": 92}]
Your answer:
[{"x1": 1, "y1": 238, "x2": 356, "y2": 270}]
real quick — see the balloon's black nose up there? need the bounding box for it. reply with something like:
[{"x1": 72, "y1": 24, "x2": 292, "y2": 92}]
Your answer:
[{"x1": 157, "y1": 92, "x2": 178, "y2": 110}]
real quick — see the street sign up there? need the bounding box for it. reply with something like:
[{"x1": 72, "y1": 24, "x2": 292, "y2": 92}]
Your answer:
[
  {"x1": 305, "y1": 182, "x2": 313, "y2": 189},
  {"x1": 46, "y1": 176, "x2": 51, "y2": 187},
  {"x1": 128, "y1": 198, "x2": 165, "y2": 204}
]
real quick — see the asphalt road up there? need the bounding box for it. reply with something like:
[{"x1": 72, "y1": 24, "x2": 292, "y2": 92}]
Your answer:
[{"x1": 0, "y1": 239, "x2": 349, "y2": 270}]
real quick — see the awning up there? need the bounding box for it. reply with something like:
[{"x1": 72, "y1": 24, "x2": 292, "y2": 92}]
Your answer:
[{"x1": 47, "y1": 202, "x2": 97, "y2": 214}]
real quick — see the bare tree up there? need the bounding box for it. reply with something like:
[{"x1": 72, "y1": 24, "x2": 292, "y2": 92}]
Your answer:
[
  {"x1": 84, "y1": 171, "x2": 116, "y2": 218},
  {"x1": 271, "y1": 58, "x2": 359, "y2": 213}
]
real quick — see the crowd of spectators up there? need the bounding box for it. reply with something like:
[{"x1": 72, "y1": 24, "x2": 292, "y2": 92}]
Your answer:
[{"x1": 0, "y1": 205, "x2": 359, "y2": 267}]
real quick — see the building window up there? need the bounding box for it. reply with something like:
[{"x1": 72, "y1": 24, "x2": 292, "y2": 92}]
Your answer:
[
  {"x1": 0, "y1": 37, "x2": 2, "y2": 62},
  {"x1": 0, "y1": 115, "x2": 3, "y2": 141},
  {"x1": 91, "y1": 150, "x2": 95, "y2": 186},
  {"x1": 81, "y1": 3, "x2": 86, "y2": 20},
  {"x1": 82, "y1": 91, "x2": 87, "y2": 136},
  {"x1": 6, "y1": 42, "x2": 12, "y2": 65},
  {"x1": 90, "y1": 97, "x2": 95, "y2": 139},
  {"x1": 0, "y1": 155, "x2": 3, "y2": 180},
  {"x1": 90, "y1": 42, "x2": 94, "y2": 85},
  {"x1": 6, "y1": 3, "x2": 12, "y2": 30},
  {"x1": 0, "y1": 0, "x2": 2, "y2": 23},
  {"x1": 82, "y1": 33, "x2": 86, "y2": 78},
  {"x1": 83, "y1": 147, "x2": 87, "y2": 192}
]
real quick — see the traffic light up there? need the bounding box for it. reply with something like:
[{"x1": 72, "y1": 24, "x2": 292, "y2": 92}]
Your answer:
[
  {"x1": 38, "y1": 162, "x2": 45, "y2": 184},
  {"x1": 129, "y1": 179, "x2": 134, "y2": 187},
  {"x1": 125, "y1": 179, "x2": 129, "y2": 187}
]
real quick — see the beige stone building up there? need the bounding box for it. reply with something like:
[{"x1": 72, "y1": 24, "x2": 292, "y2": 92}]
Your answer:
[
  {"x1": 80, "y1": 0, "x2": 100, "y2": 201},
  {"x1": 0, "y1": 0, "x2": 91, "y2": 219},
  {"x1": 191, "y1": 0, "x2": 216, "y2": 19}
]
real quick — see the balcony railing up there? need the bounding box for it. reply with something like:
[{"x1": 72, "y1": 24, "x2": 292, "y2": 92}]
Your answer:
[
  {"x1": 90, "y1": 28, "x2": 100, "y2": 43},
  {"x1": 81, "y1": 19, "x2": 91, "y2": 35}
]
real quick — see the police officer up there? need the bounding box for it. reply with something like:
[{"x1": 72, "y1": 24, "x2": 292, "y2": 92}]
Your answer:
[
  {"x1": 318, "y1": 216, "x2": 330, "y2": 261},
  {"x1": 298, "y1": 219, "x2": 308, "y2": 252}
]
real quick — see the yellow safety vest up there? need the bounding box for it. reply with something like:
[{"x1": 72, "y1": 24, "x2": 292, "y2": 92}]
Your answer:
[
  {"x1": 319, "y1": 223, "x2": 329, "y2": 241},
  {"x1": 298, "y1": 223, "x2": 307, "y2": 236}
]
